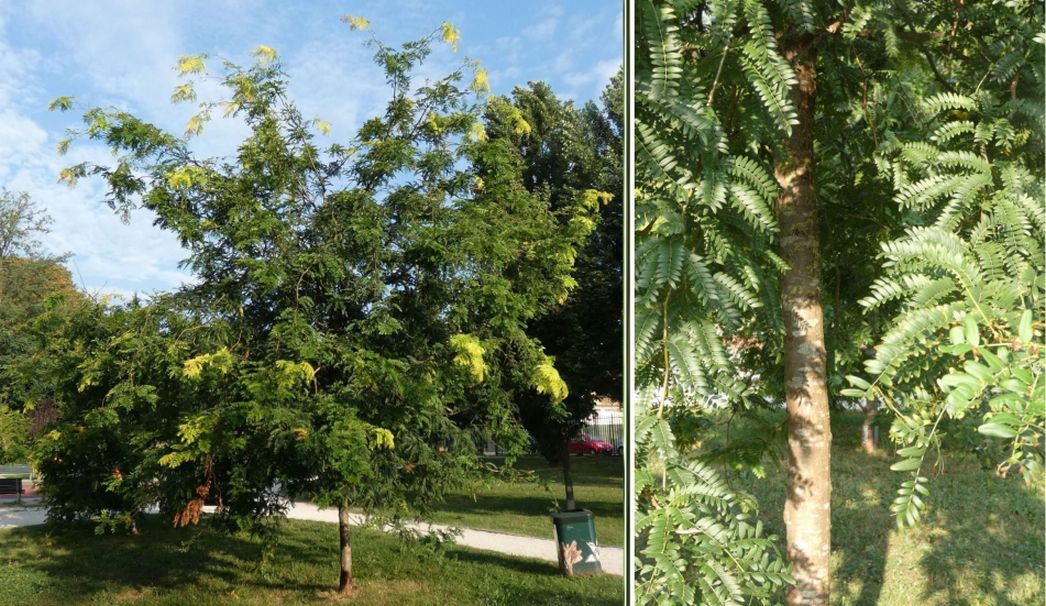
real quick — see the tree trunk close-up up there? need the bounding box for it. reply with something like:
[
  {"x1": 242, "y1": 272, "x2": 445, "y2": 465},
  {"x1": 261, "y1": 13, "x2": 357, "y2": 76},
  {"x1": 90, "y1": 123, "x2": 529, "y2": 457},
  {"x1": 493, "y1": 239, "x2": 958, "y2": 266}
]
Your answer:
[{"x1": 775, "y1": 36, "x2": 833, "y2": 606}]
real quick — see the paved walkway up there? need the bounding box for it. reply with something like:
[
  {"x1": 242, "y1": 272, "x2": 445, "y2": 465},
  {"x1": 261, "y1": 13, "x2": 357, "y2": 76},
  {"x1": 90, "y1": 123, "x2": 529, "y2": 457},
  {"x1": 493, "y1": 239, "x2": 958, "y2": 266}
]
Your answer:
[
  {"x1": 0, "y1": 505, "x2": 46, "y2": 528},
  {"x1": 0, "y1": 502, "x2": 624, "y2": 576}
]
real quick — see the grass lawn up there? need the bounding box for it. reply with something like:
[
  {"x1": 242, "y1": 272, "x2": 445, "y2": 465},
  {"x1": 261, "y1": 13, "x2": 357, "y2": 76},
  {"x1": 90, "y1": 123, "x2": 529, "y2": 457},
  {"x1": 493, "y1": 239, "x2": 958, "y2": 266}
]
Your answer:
[
  {"x1": 699, "y1": 410, "x2": 1044, "y2": 606},
  {"x1": 426, "y1": 455, "x2": 624, "y2": 547},
  {"x1": 0, "y1": 516, "x2": 623, "y2": 605}
]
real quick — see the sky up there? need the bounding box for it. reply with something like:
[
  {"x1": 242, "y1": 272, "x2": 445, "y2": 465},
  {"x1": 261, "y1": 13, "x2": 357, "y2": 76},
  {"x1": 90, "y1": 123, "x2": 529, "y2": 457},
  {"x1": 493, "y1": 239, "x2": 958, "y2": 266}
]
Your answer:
[{"x1": 0, "y1": 0, "x2": 622, "y2": 298}]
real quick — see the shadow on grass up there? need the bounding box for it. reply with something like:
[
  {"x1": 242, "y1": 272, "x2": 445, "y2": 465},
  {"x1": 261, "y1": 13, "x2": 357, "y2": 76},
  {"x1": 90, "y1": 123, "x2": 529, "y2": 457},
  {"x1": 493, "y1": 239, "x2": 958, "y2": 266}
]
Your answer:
[
  {"x1": 717, "y1": 411, "x2": 1044, "y2": 606},
  {"x1": 448, "y1": 547, "x2": 562, "y2": 577},
  {"x1": 0, "y1": 516, "x2": 624, "y2": 605},
  {"x1": 2, "y1": 518, "x2": 329, "y2": 598},
  {"x1": 829, "y1": 448, "x2": 892, "y2": 606},
  {"x1": 829, "y1": 414, "x2": 1043, "y2": 606},
  {"x1": 913, "y1": 464, "x2": 1044, "y2": 606}
]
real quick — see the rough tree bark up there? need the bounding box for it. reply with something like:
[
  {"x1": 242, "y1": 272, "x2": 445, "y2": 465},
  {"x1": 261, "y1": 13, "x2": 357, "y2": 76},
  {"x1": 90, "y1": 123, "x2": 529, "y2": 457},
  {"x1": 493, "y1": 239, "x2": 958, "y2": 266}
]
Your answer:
[
  {"x1": 775, "y1": 35, "x2": 832, "y2": 606},
  {"x1": 338, "y1": 499, "x2": 353, "y2": 594},
  {"x1": 560, "y1": 437, "x2": 577, "y2": 510}
]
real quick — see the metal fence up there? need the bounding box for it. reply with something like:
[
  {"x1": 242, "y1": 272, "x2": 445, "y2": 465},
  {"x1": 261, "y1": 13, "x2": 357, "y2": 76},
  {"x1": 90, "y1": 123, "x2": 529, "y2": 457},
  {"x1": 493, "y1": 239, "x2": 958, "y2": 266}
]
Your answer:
[
  {"x1": 475, "y1": 410, "x2": 625, "y2": 456},
  {"x1": 582, "y1": 417, "x2": 623, "y2": 449}
]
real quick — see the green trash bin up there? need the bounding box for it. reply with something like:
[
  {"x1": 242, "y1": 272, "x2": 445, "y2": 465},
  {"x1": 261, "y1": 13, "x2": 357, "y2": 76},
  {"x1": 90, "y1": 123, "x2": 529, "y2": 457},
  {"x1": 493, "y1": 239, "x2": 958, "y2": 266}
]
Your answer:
[{"x1": 551, "y1": 509, "x2": 603, "y2": 575}]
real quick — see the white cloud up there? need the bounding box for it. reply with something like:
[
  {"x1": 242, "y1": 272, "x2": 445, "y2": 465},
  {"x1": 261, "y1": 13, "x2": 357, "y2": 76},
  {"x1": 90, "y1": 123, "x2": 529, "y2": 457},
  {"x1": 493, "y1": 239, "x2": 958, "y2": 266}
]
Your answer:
[
  {"x1": 552, "y1": 50, "x2": 574, "y2": 74},
  {"x1": 0, "y1": 4, "x2": 192, "y2": 295},
  {"x1": 523, "y1": 18, "x2": 558, "y2": 42},
  {"x1": 563, "y1": 58, "x2": 620, "y2": 97},
  {"x1": 540, "y1": 4, "x2": 565, "y2": 18},
  {"x1": 22, "y1": 1, "x2": 185, "y2": 118},
  {"x1": 0, "y1": 111, "x2": 48, "y2": 179},
  {"x1": 483, "y1": 3, "x2": 619, "y2": 100},
  {"x1": 7, "y1": 142, "x2": 194, "y2": 296},
  {"x1": 0, "y1": 34, "x2": 42, "y2": 109},
  {"x1": 287, "y1": 37, "x2": 384, "y2": 131}
]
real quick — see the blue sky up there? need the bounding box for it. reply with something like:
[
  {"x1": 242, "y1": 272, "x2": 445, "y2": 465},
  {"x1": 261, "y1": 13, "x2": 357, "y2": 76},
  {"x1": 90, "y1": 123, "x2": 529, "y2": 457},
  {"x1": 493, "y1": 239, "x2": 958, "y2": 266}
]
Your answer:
[{"x1": 0, "y1": 1, "x2": 621, "y2": 298}]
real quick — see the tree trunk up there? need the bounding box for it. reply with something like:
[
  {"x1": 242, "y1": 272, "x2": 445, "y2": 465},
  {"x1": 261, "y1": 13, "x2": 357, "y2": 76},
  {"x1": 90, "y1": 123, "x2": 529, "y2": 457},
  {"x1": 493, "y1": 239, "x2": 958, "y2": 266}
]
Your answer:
[
  {"x1": 338, "y1": 499, "x2": 353, "y2": 594},
  {"x1": 775, "y1": 37, "x2": 832, "y2": 606},
  {"x1": 861, "y1": 400, "x2": 879, "y2": 453},
  {"x1": 560, "y1": 437, "x2": 577, "y2": 510}
]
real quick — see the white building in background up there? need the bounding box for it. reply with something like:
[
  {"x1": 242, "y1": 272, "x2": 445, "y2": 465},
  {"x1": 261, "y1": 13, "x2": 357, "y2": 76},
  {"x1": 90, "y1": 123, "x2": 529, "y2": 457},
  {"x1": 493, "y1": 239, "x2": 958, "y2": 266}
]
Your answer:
[{"x1": 588, "y1": 397, "x2": 623, "y2": 424}]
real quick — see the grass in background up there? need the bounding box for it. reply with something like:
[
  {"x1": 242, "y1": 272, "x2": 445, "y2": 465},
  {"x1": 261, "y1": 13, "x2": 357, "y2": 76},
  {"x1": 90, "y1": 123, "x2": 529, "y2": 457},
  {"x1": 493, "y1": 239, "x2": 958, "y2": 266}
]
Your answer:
[
  {"x1": 0, "y1": 516, "x2": 623, "y2": 605},
  {"x1": 691, "y1": 410, "x2": 1044, "y2": 606},
  {"x1": 429, "y1": 455, "x2": 624, "y2": 547}
]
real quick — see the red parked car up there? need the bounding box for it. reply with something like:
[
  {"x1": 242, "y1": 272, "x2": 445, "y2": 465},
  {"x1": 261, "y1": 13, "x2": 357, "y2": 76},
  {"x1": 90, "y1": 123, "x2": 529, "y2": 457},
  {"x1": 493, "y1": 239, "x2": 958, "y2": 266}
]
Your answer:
[{"x1": 569, "y1": 433, "x2": 615, "y2": 455}]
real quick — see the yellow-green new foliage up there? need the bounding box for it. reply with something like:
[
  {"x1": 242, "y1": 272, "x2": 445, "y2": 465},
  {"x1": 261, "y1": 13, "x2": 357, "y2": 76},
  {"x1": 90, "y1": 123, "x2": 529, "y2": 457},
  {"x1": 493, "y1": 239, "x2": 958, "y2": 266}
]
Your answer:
[
  {"x1": 531, "y1": 359, "x2": 568, "y2": 403},
  {"x1": 180, "y1": 347, "x2": 234, "y2": 380},
  {"x1": 450, "y1": 334, "x2": 487, "y2": 383}
]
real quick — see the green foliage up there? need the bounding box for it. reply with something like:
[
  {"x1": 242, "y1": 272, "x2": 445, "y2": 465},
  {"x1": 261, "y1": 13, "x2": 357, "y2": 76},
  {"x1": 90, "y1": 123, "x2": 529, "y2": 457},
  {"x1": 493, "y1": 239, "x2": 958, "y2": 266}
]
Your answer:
[
  {"x1": 0, "y1": 405, "x2": 30, "y2": 463},
  {"x1": 634, "y1": 392, "x2": 791, "y2": 605},
  {"x1": 844, "y1": 1, "x2": 1045, "y2": 527},
  {"x1": 449, "y1": 334, "x2": 488, "y2": 383},
  {"x1": 493, "y1": 78, "x2": 624, "y2": 469},
  {"x1": 530, "y1": 359, "x2": 568, "y2": 403},
  {"x1": 635, "y1": 0, "x2": 792, "y2": 404},
  {"x1": 0, "y1": 192, "x2": 83, "y2": 463},
  {"x1": 40, "y1": 22, "x2": 598, "y2": 568},
  {"x1": 635, "y1": 1, "x2": 793, "y2": 602},
  {"x1": 0, "y1": 190, "x2": 53, "y2": 260}
]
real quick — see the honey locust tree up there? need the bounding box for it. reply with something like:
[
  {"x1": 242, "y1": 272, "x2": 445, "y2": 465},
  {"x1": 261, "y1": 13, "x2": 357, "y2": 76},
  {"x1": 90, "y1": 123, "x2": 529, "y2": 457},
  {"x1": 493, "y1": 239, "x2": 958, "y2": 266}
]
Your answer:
[
  {"x1": 634, "y1": 0, "x2": 1043, "y2": 603},
  {"x1": 843, "y1": 0, "x2": 1044, "y2": 526},
  {"x1": 489, "y1": 77, "x2": 623, "y2": 511},
  {"x1": 47, "y1": 22, "x2": 599, "y2": 593},
  {"x1": 638, "y1": 1, "x2": 1044, "y2": 604},
  {"x1": 635, "y1": 1, "x2": 797, "y2": 603}
]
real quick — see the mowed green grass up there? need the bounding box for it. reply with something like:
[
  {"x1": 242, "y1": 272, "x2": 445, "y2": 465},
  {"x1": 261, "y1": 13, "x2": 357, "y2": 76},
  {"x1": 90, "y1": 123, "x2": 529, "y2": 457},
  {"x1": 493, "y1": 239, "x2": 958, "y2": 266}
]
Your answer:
[
  {"x1": 427, "y1": 455, "x2": 624, "y2": 547},
  {"x1": 701, "y1": 411, "x2": 1045, "y2": 606},
  {"x1": 0, "y1": 516, "x2": 623, "y2": 606}
]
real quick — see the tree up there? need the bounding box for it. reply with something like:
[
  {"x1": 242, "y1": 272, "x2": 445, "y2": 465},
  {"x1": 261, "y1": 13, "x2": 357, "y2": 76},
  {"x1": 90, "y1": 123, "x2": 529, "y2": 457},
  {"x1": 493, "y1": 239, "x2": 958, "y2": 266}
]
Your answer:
[
  {"x1": 46, "y1": 21, "x2": 600, "y2": 593},
  {"x1": 0, "y1": 190, "x2": 76, "y2": 328},
  {"x1": 491, "y1": 76, "x2": 623, "y2": 511},
  {"x1": 0, "y1": 190, "x2": 51, "y2": 259},
  {"x1": 0, "y1": 191, "x2": 80, "y2": 462},
  {"x1": 636, "y1": 1, "x2": 1043, "y2": 604},
  {"x1": 636, "y1": 0, "x2": 836, "y2": 599},
  {"x1": 0, "y1": 259, "x2": 80, "y2": 463}
]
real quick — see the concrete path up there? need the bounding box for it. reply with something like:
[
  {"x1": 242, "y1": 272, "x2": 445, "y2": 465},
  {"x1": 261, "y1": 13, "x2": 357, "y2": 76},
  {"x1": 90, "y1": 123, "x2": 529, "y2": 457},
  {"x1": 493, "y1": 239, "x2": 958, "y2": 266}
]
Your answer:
[
  {"x1": 0, "y1": 502, "x2": 624, "y2": 577},
  {"x1": 0, "y1": 505, "x2": 47, "y2": 528},
  {"x1": 284, "y1": 501, "x2": 624, "y2": 576}
]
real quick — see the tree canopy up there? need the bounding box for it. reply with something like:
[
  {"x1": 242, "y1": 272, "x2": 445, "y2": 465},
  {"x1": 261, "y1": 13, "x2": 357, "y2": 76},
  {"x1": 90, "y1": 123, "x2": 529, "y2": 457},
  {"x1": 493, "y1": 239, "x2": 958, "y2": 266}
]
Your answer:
[
  {"x1": 41, "y1": 22, "x2": 606, "y2": 593},
  {"x1": 0, "y1": 191, "x2": 81, "y2": 463},
  {"x1": 494, "y1": 76, "x2": 624, "y2": 509},
  {"x1": 509, "y1": 78, "x2": 623, "y2": 421}
]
